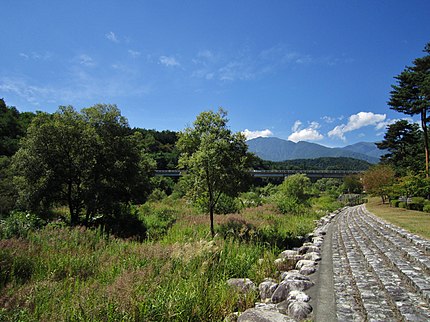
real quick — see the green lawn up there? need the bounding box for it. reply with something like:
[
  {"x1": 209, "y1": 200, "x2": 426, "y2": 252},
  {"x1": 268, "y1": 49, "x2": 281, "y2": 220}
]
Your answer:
[{"x1": 365, "y1": 197, "x2": 430, "y2": 240}]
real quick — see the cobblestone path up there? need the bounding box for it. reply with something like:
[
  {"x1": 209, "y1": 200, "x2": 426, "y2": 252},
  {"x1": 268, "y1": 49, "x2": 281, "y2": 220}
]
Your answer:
[{"x1": 331, "y1": 205, "x2": 430, "y2": 321}]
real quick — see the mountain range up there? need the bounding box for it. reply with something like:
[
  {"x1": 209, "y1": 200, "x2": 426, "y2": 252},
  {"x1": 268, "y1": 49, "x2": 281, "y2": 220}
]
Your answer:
[{"x1": 247, "y1": 137, "x2": 384, "y2": 163}]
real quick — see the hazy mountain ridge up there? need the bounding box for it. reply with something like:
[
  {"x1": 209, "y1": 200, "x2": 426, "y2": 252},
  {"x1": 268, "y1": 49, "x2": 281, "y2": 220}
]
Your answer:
[{"x1": 247, "y1": 137, "x2": 383, "y2": 163}]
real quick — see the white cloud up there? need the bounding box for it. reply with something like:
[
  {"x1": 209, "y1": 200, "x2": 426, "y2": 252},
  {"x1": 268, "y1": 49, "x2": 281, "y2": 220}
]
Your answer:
[
  {"x1": 106, "y1": 31, "x2": 119, "y2": 43},
  {"x1": 78, "y1": 54, "x2": 96, "y2": 67},
  {"x1": 288, "y1": 121, "x2": 323, "y2": 143},
  {"x1": 328, "y1": 111, "x2": 386, "y2": 141},
  {"x1": 292, "y1": 120, "x2": 302, "y2": 132},
  {"x1": 159, "y1": 56, "x2": 180, "y2": 67},
  {"x1": 242, "y1": 129, "x2": 273, "y2": 140},
  {"x1": 19, "y1": 51, "x2": 52, "y2": 61},
  {"x1": 128, "y1": 49, "x2": 141, "y2": 58},
  {"x1": 322, "y1": 116, "x2": 335, "y2": 123}
]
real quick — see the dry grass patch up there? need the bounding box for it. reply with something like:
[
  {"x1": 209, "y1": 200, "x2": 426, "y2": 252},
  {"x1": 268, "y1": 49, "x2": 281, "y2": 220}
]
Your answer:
[{"x1": 366, "y1": 197, "x2": 430, "y2": 239}]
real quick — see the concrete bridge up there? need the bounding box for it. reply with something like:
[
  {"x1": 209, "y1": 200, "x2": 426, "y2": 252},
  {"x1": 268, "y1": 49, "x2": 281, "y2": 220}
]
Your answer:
[{"x1": 155, "y1": 169, "x2": 362, "y2": 179}]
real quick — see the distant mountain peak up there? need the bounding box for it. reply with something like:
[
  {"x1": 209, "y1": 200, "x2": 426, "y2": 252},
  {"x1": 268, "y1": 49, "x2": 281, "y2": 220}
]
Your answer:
[{"x1": 246, "y1": 137, "x2": 383, "y2": 163}]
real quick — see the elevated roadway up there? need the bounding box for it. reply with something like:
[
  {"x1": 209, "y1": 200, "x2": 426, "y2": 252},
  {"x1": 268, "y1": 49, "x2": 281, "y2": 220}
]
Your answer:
[{"x1": 155, "y1": 169, "x2": 362, "y2": 179}]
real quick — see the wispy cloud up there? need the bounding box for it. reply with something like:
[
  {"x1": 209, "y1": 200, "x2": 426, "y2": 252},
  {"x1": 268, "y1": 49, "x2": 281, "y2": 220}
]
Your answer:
[
  {"x1": 128, "y1": 49, "x2": 141, "y2": 58},
  {"x1": 328, "y1": 111, "x2": 386, "y2": 141},
  {"x1": 242, "y1": 129, "x2": 273, "y2": 140},
  {"x1": 159, "y1": 56, "x2": 180, "y2": 67},
  {"x1": 288, "y1": 121, "x2": 323, "y2": 143},
  {"x1": 19, "y1": 51, "x2": 52, "y2": 61},
  {"x1": 78, "y1": 54, "x2": 96, "y2": 67},
  {"x1": 105, "y1": 31, "x2": 119, "y2": 43}
]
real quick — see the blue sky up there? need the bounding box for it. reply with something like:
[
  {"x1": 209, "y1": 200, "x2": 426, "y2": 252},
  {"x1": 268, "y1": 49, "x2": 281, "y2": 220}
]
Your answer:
[{"x1": 1, "y1": 1, "x2": 429, "y2": 147}]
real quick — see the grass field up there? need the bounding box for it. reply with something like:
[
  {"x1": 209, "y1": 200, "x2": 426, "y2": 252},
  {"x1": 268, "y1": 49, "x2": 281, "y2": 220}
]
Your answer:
[
  {"x1": 0, "y1": 199, "x2": 325, "y2": 322},
  {"x1": 365, "y1": 197, "x2": 430, "y2": 240}
]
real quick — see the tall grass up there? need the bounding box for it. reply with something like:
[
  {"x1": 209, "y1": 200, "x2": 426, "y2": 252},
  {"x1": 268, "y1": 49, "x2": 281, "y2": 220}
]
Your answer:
[{"x1": 0, "y1": 198, "x2": 327, "y2": 321}]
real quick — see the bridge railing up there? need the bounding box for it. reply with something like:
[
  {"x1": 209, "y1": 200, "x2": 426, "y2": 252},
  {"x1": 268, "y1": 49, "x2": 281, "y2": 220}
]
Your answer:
[{"x1": 154, "y1": 169, "x2": 363, "y2": 178}]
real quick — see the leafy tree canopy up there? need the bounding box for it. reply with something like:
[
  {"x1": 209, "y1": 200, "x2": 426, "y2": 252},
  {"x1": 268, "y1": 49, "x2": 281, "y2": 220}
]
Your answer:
[
  {"x1": 388, "y1": 42, "x2": 430, "y2": 175},
  {"x1": 376, "y1": 119, "x2": 424, "y2": 175},
  {"x1": 177, "y1": 108, "x2": 252, "y2": 237},
  {"x1": 13, "y1": 104, "x2": 155, "y2": 225},
  {"x1": 0, "y1": 98, "x2": 36, "y2": 157}
]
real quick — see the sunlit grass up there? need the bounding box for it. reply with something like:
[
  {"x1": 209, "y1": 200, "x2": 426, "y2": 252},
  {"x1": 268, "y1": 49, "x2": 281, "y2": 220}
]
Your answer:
[
  {"x1": 0, "y1": 197, "x2": 329, "y2": 321},
  {"x1": 366, "y1": 197, "x2": 430, "y2": 239}
]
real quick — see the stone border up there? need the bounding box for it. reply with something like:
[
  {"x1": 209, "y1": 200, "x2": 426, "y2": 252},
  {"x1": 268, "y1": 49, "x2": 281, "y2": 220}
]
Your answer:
[{"x1": 226, "y1": 209, "x2": 342, "y2": 322}]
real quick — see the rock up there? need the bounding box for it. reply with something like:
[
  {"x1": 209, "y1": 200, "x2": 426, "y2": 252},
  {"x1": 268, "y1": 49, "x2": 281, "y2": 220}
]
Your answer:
[
  {"x1": 297, "y1": 244, "x2": 320, "y2": 255},
  {"x1": 281, "y1": 271, "x2": 310, "y2": 281},
  {"x1": 258, "y1": 279, "x2": 278, "y2": 302},
  {"x1": 279, "y1": 250, "x2": 298, "y2": 258},
  {"x1": 254, "y1": 302, "x2": 277, "y2": 311},
  {"x1": 303, "y1": 252, "x2": 321, "y2": 261},
  {"x1": 238, "y1": 308, "x2": 294, "y2": 322},
  {"x1": 299, "y1": 265, "x2": 317, "y2": 275},
  {"x1": 295, "y1": 259, "x2": 316, "y2": 270},
  {"x1": 288, "y1": 301, "x2": 313, "y2": 320},
  {"x1": 271, "y1": 279, "x2": 314, "y2": 303},
  {"x1": 274, "y1": 258, "x2": 297, "y2": 271},
  {"x1": 227, "y1": 278, "x2": 256, "y2": 293},
  {"x1": 287, "y1": 290, "x2": 310, "y2": 302},
  {"x1": 271, "y1": 281, "x2": 290, "y2": 303}
]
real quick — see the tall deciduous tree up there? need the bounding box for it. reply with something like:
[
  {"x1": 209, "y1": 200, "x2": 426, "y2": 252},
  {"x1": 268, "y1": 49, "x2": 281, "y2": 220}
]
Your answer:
[
  {"x1": 177, "y1": 109, "x2": 251, "y2": 237},
  {"x1": 376, "y1": 120, "x2": 424, "y2": 175},
  {"x1": 389, "y1": 42, "x2": 430, "y2": 176},
  {"x1": 362, "y1": 164, "x2": 396, "y2": 204},
  {"x1": 13, "y1": 107, "x2": 96, "y2": 224},
  {"x1": 13, "y1": 104, "x2": 154, "y2": 225}
]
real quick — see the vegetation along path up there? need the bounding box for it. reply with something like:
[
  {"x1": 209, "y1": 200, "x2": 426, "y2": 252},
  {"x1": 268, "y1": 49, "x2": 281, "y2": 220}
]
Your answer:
[{"x1": 315, "y1": 204, "x2": 430, "y2": 321}]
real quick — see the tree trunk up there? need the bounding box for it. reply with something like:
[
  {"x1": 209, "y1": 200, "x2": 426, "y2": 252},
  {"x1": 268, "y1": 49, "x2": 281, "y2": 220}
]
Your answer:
[
  {"x1": 421, "y1": 109, "x2": 429, "y2": 177},
  {"x1": 210, "y1": 205, "x2": 215, "y2": 238}
]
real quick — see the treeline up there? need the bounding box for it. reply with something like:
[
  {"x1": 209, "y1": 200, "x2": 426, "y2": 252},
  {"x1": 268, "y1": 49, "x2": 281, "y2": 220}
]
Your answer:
[{"x1": 253, "y1": 157, "x2": 371, "y2": 171}]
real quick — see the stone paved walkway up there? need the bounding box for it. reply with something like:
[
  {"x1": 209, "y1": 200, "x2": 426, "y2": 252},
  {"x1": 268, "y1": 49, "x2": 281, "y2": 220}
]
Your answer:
[{"x1": 330, "y1": 205, "x2": 430, "y2": 321}]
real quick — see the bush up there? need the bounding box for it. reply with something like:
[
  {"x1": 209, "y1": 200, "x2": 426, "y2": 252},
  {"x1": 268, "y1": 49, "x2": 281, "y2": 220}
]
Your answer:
[
  {"x1": 407, "y1": 197, "x2": 425, "y2": 211},
  {"x1": 217, "y1": 218, "x2": 257, "y2": 241},
  {"x1": 91, "y1": 204, "x2": 147, "y2": 240},
  {"x1": 399, "y1": 202, "x2": 407, "y2": 209},
  {"x1": 0, "y1": 211, "x2": 44, "y2": 239},
  {"x1": 390, "y1": 199, "x2": 400, "y2": 207},
  {"x1": 239, "y1": 191, "x2": 263, "y2": 208},
  {"x1": 147, "y1": 188, "x2": 168, "y2": 202},
  {"x1": 423, "y1": 204, "x2": 430, "y2": 213},
  {"x1": 138, "y1": 204, "x2": 177, "y2": 240},
  {"x1": 274, "y1": 195, "x2": 309, "y2": 215}
]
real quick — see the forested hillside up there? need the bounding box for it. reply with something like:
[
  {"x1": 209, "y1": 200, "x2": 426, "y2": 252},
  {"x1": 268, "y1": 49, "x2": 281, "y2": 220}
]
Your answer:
[{"x1": 252, "y1": 157, "x2": 372, "y2": 171}]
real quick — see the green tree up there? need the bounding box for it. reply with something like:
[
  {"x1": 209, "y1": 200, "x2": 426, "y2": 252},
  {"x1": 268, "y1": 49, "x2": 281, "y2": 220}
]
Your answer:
[
  {"x1": 362, "y1": 164, "x2": 395, "y2": 204},
  {"x1": 13, "y1": 104, "x2": 154, "y2": 225},
  {"x1": 274, "y1": 173, "x2": 312, "y2": 214},
  {"x1": 389, "y1": 42, "x2": 430, "y2": 176},
  {"x1": 177, "y1": 109, "x2": 251, "y2": 237},
  {"x1": 13, "y1": 107, "x2": 97, "y2": 224},
  {"x1": 342, "y1": 174, "x2": 363, "y2": 194},
  {"x1": 81, "y1": 104, "x2": 155, "y2": 222},
  {"x1": 0, "y1": 99, "x2": 36, "y2": 157},
  {"x1": 376, "y1": 120, "x2": 424, "y2": 175}
]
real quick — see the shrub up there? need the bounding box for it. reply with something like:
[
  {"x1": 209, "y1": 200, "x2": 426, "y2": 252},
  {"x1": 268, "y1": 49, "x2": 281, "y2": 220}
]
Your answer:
[
  {"x1": 423, "y1": 204, "x2": 430, "y2": 213},
  {"x1": 399, "y1": 202, "x2": 407, "y2": 209},
  {"x1": 0, "y1": 211, "x2": 44, "y2": 239},
  {"x1": 407, "y1": 197, "x2": 425, "y2": 211},
  {"x1": 147, "y1": 188, "x2": 168, "y2": 202},
  {"x1": 390, "y1": 199, "x2": 400, "y2": 207},
  {"x1": 217, "y1": 218, "x2": 257, "y2": 241},
  {"x1": 138, "y1": 204, "x2": 177, "y2": 240},
  {"x1": 239, "y1": 191, "x2": 263, "y2": 208}
]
